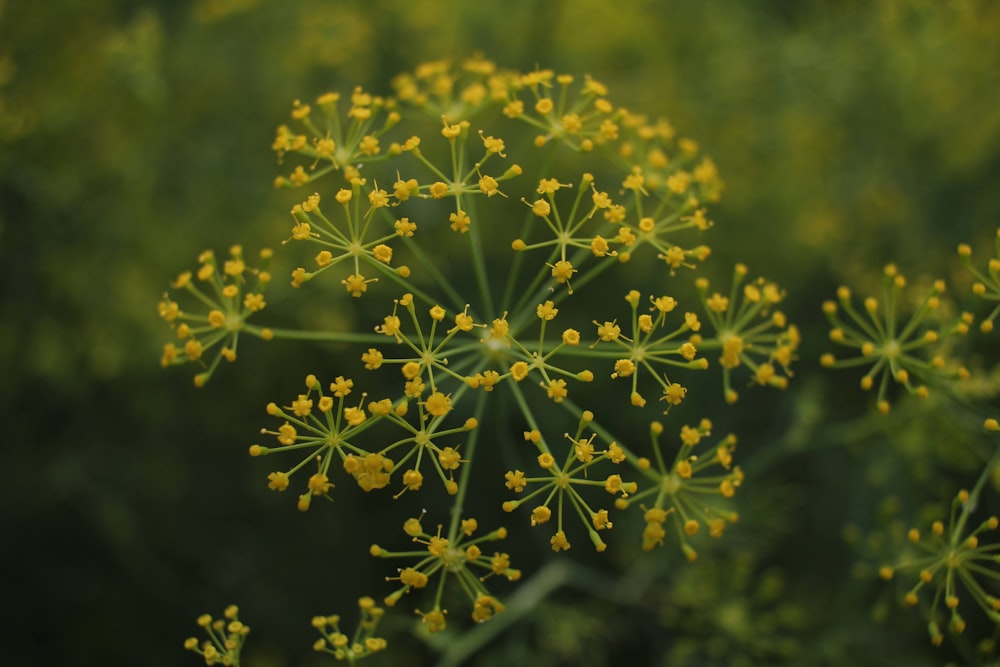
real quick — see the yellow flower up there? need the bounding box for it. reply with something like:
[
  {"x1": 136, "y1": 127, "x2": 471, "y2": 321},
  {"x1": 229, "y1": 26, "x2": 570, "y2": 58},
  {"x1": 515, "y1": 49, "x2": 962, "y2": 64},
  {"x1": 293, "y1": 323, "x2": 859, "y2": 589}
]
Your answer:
[
  {"x1": 449, "y1": 210, "x2": 471, "y2": 233},
  {"x1": 342, "y1": 273, "x2": 372, "y2": 297},
  {"x1": 550, "y1": 260, "x2": 576, "y2": 284},
  {"x1": 343, "y1": 406, "x2": 366, "y2": 426},
  {"x1": 330, "y1": 376, "x2": 354, "y2": 397},
  {"x1": 595, "y1": 320, "x2": 621, "y2": 342},
  {"x1": 550, "y1": 530, "x2": 570, "y2": 552},
  {"x1": 478, "y1": 175, "x2": 500, "y2": 197},
  {"x1": 267, "y1": 471, "x2": 290, "y2": 491},
  {"x1": 510, "y1": 361, "x2": 530, "y2": 381},
  {"x1": 530, "y1": 199, "x2": 551, "y2": 217},
  {"x1": 361, "y1": 348, "x2": 383, "y2": 370},
  {"x1": 505, "y1": 470, "x2": 527, "y2": 492},
  {"x1": 423, "y1": 391, "x2": 452, "y2": 417},
  {"x1": 544, "y1": 379, "x2": 568, "y2": 402},
  {"x1": 393, "y1": 218, "x2": 417, "y2": 236},
  {"x1": 562, "y1": 329, "x2": 580, "y2": 346},
  {"x1": 372, "y1": 244, "x2": 393, "y2": 263}
]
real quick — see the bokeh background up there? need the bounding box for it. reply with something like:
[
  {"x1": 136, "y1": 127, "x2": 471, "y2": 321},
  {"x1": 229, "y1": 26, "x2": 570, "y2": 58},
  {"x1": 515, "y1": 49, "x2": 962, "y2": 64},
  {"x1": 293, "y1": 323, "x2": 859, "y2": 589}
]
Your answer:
[{"x1": 3, "y1": 0, "x2": 1000, "y2": 665}]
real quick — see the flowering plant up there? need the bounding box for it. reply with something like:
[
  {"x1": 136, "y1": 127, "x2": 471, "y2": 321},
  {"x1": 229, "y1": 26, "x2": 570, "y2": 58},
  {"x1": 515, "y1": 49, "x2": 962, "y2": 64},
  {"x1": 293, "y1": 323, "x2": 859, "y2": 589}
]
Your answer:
[{"x1": 161, "y1": 58, "x2": 798, "y2": 662}]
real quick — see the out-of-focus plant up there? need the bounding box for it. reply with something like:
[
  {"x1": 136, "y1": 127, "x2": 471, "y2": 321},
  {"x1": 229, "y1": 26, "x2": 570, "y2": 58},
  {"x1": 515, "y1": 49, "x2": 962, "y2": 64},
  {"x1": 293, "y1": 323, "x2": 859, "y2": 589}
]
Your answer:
[{"x1": 819, "y1": 230, "x2": 1000, "y2": 658}]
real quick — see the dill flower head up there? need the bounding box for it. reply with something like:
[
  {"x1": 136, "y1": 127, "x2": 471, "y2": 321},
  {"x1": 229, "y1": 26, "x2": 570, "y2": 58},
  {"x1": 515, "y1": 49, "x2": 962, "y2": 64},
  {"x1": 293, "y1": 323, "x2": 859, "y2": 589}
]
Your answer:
[
  {"x1": 614, "y1": 420, "x2": 741, "y2": 560},
  {"x1": 880, "y1": 488, "x2": 1000, "y2": 646},
  {"x1": 371, "y1": 515, "x2": 519, "y2": 632},
  {"x1": 821, "y1": 264, "x2": 969, "y2": 413},
  {"x1": 184, "y1": 605, "x2": 248, "y2": 666},
  {"x1": 161, "y1": 58, "x2": 794, "y2": 641},
  {"x1": 312, "y1": 597, "x2": 388, "y2": 660},
  {"x1": 158, "y1": 245, "x2": 273, "y2": 387},
  {"x1": 692, "y1": 264, "x2": 798, "y2": 404},
  {"x1": 959, "y1": 227, "x2": 1000, "y2": 334}
]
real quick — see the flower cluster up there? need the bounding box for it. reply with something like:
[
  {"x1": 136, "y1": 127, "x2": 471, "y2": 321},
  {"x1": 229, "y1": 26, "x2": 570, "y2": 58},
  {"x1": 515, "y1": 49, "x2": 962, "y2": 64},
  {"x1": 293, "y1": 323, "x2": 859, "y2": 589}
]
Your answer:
[
  {"x1": 183, "y1": 605, "x2": 248, "y2": 666},
  {"x1": 821, "y1": 264, "x2": 969, "y2": 413},
  {"x1": 163, "y1": 58, "x2": 793, "y2": 658},
  {"x1": 312, "y1": 597, "x2": 388, "y2": 662},
  {"x1": 370, "y1": 515, "x2": 520, "y2": 632},
  {"x1": 158, "y1": 245, "x2": 273, "y2": 386},
  {"x1": 615, "y1": 419, "x2": 741, "y2": 560},
  {"x1": 693, "y1": 264, "x2": 798, "y2": 403},
  {"x1": 249, "y1": 372, "x2": 478, "y2": 506},
  {"x1": 959, "y1": 228, "x2": 1000, "y2": 333},
  {"x1": 880, "y1": 485, "x2": 1000, "y2": 646},
  {"x1": 825, "y1": 243, "x2": 1000, "y2": 654},
  {"x1": 502, "y1": 410, "x2": 634, "y2": 553},
  {"x1": 583, "y1": 290, "x2": 706, "y2": 410},
  {"x1": 283, "y1": 183, "x2": 412, "y2": 295},
  {"x1": 272, "y1": 87, "x2": 400, "y2": 187}
]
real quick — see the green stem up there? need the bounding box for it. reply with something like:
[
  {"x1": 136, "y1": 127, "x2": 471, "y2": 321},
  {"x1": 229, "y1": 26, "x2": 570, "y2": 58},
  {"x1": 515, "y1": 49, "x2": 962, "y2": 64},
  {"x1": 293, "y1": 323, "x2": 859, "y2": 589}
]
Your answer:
[
  {"x1": 953, "y1": 444, "x2": 1000, "y2": 545},
  {"x1": 501, "y1": 146, "x2": 558, "y2": 309},
  {"x1": 397, "y1": 232, "x2": 466, "y2": 311},
  {"x1": 431, "y1": 560, "x2": 574, "y2": 667},
  {"x1": 504, "y1": 378, "x2": 549, "y2": 455},
  {"x1": 446, "y1": 390, "x2": 488, "y2": 542},
  {"x1": 464, "y1": 196, "x2": 496, "y2": 318},
  {"x1": 369, "y1": 259, "x2": 442, "y2": 307},
  {"x1": 507, "y1": 246, "x2": 563, "y2": 334},
  {"x1": 242, "y1": 324, "x2": 387, "y2": 345}
]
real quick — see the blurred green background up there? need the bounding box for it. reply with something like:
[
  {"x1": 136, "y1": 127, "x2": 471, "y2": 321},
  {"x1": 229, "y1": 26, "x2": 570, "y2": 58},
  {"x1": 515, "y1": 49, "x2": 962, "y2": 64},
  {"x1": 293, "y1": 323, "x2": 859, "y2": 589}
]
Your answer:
[{"x1": 3, "y1": 0, "x2": 1000, "y2": 665}]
